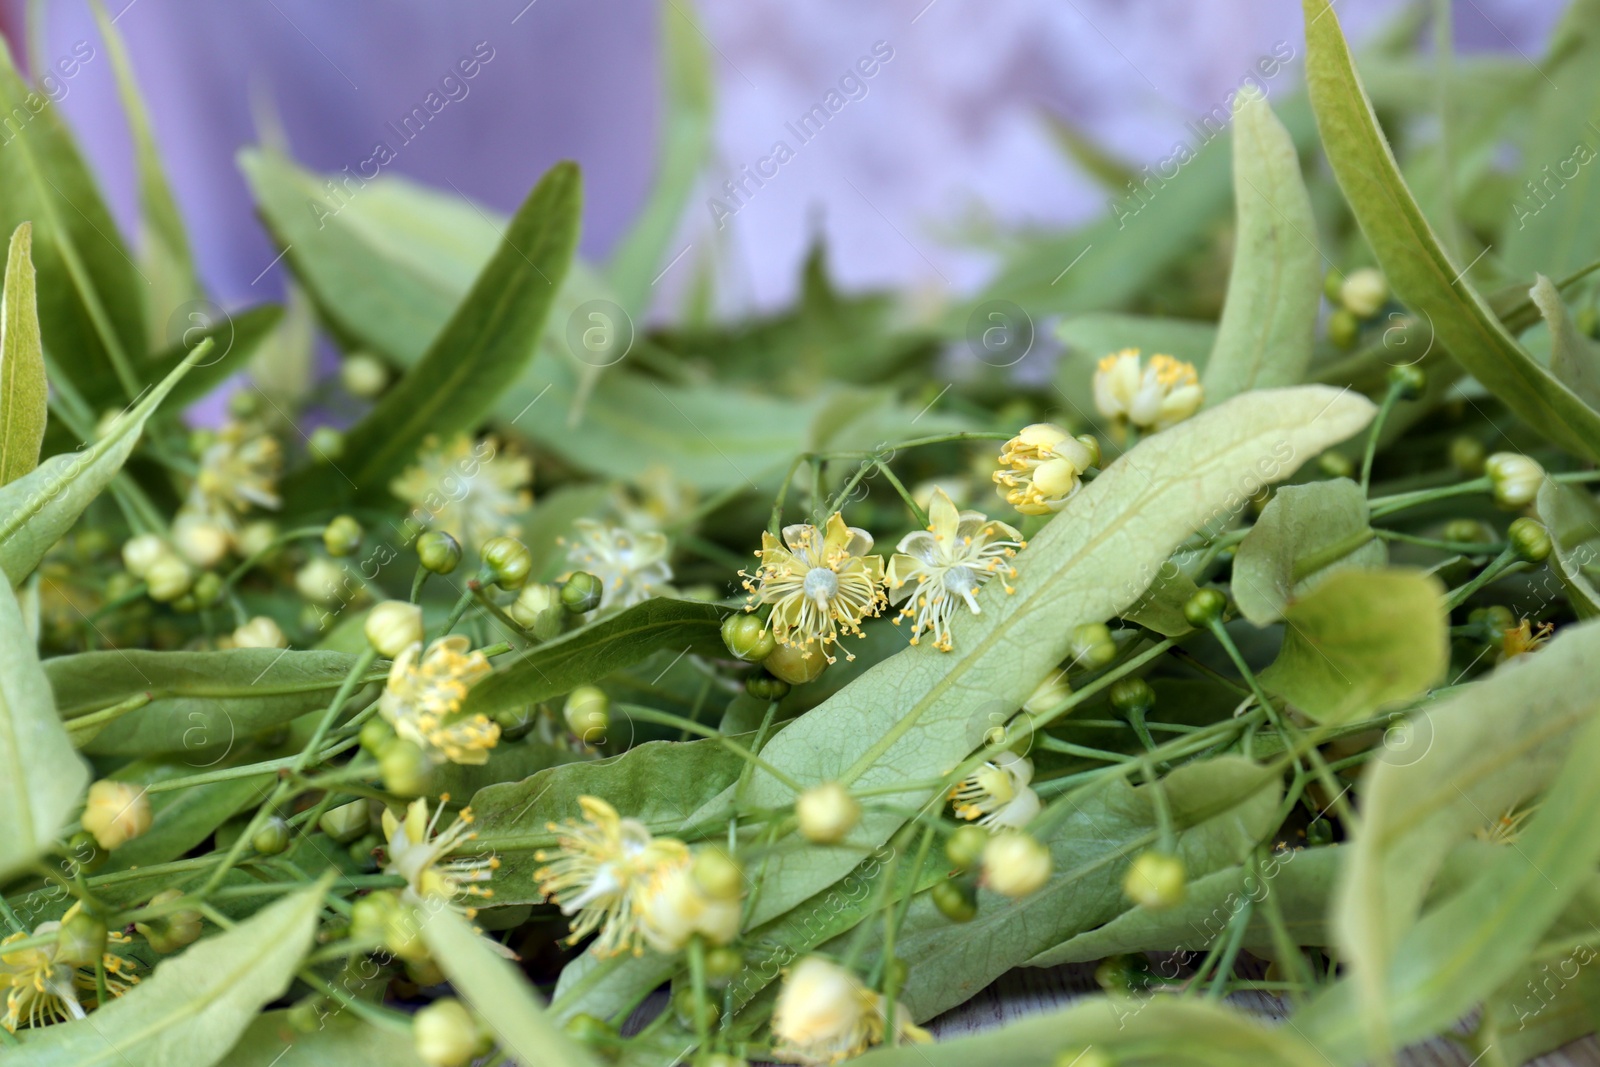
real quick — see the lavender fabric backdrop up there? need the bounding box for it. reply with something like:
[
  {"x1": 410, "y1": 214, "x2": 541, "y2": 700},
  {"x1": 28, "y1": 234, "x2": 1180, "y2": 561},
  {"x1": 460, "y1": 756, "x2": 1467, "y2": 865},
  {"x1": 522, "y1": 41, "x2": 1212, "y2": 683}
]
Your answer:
[{"x1": 22, "y1": 0, "x2": 1564, "y2": 313}]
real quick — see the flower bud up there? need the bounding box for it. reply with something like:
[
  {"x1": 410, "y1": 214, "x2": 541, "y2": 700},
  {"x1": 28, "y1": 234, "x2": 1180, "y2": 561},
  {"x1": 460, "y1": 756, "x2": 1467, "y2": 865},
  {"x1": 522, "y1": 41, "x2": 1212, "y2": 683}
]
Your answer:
[
  {"x1": 1471, "y1": 604, "x2": 1517, "y2": 639},
  {"x1": 1486, "y1": 452, "x2": 1544, "y2": 509},
  {"x1": 722, "y1": 613, "x2": 776, "y2": 663},
  {"x1": 1327, "y1": 307, "x2": 1360, "y2": 349},
  {"x1": 563, "y1": 685, "x2": 610, "y2": 743},
  {"x1": 796, "y1": 781, "x2": 860, "y2": 844},
  {"x1": 417, "y1": 529, "x2": 462, "y2": 575},
  {"x1": 1442, "y1": 518, "x2": 1497, "y2": 547},
  {"x1": 366, "y1": 600, "x2": 423, "y2": 658},
  {"x1": 380, "y1": 738, "x2": 434, "y2": 797},
  {"x1": 318, "y1": 799, "x2": 370, "y2": 844},
  {"x1": 413, "y1": 998, "x2": 482, "y2": 1067},
  {"x1": 1109, "y1": 676, "x2": 1155, "y2": 716},
  {"x1": 560, "y1": 570, "x2": 604, "y2": 612},
  {"x1": 65, "y1": 831, "x2": 107, "y2": 875},
  {"x1": 145, "y1": 553, "x2": 194, "y2": 602},
  {"x1": 82, "y1": 780, "x2": 152, "y2": 850},
  {"x1": 1095, "y1": 952, "x2": 1152, "y2": 993},
  {"x1": 1075, "y1": 434, "x2": 1102, "y2": 469},
  {"x1": 252, "y1": 816, "x2": 292, "y2": 855},
  {"x1": 1323, "y1": 268, "x2": 1345, "y2": 303},
  {"x1": 945, "y1": 824, "x2": 989, "y2": 870},
  {"x1": 1182, "y1": 588, "x2": 1228, "y2": 628},
  {"x1": 745, "y1": 672, "x2": 792, "y2": 702},
  {"x1": 296, "y1": 557, "x2": 347, "y2": 606},
  {"x1": 1123, "y1": 850, "x2": 1187, "y2": 909},
  {"x1": 233, "y1": 615, "x2": 288, "y2": 649},
  {"x1": 351, "y1": 889, "x2": 420, "y2": 957},
  {"x1": 1509, "y1": 516, "x2": 1552, "y2": 564},
  {"x1": 323, "y1": 515, "x2": 363, "y2": 557},
  {"x1": 1340, "y1": 267, "x2": 1389, "y2": 318},
  {"x1": 191, "y1": 571, "x2": 224, "y2": 609},
  {"x1": 564, "y1": 1012, "x2": 618, "y2": 1049},
  {"x1": 672, "y1": 986, "x2": 720, "y2": 1031},
  {"x1": 123, "y1": 531, "x2": 168, "y2": 575},
  {"x1": 340, "y1": 352, "x2": 390, "y2": 398},
  {"x1": 360, "y1": 717, "x2": 396, "y2": 755},
  {"x1": 482, "y1": 536, "x2": 533, "y2": 590},
  {"x1": 1449, "y1": 435, "x2": 1487, "y2": 477},
  {"x1": 1023, "y1": 670, "x2": 1071, "y2": 715},
  {"x1": 763, "y1": 643, "x2": 828, "y2": 686},
  {"x1": 173, "y1": 515, "x2": 231, "y2": 569},
  {"x1": 1069, "y1": 622, "x2": 1116, "y2": 670},
  {"x1": 55, "y1": 908, "x2": 108, "y2": 968},
  {"x1": 931, "y1": 878, "x2": 978, "y2": 922},
  {"x1": 136, "y1": 888, "x2": 202, "y2": 953},
  {"x1": 1317, "y1": 451, "x2": 1354, "y2": 479},
  {"x1": 982, "y1": 832, "x2": 1052, "y2": 897},
  {"x1": 704, "y1": 945, "x2": 745, "y2": 984},
  {"x1": 508, "y1": 582, "x2": 564, "y2": 639},
  {"x1": 237, "y1": 519, "x2": 279, "y2": 559},
  {"x1": 309, "y1": 426, "x2": 345, "y2": 462},
  {"x1": 1387, "y1": 362, "x2": 1426, "y2": 401},
  {"x1": 692, "y1": 847, "x2": 745, "y2": 902}
]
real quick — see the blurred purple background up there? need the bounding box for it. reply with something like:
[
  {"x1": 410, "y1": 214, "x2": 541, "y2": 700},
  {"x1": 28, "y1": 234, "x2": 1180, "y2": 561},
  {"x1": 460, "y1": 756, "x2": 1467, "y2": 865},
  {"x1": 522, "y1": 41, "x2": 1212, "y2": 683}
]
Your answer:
[{"x1": 8, "y1": 0, "x2": 1566, "y2": 314}]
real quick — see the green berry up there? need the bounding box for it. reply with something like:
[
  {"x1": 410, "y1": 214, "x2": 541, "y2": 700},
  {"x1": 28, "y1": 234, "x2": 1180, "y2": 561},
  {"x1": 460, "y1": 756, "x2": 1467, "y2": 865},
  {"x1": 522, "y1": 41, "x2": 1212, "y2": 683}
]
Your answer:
[
  {"x1": 744, "y1": 672, "x2": 791, "y2": 702},
  {"x1": 1182, "y1": 588, "x2": 1227, "y2": 628},
  {"x1": 560, "y1": 570, "x2": 605, "y2": 613},
  {"x1": 1509, "y1": 516, "x2": 1552, "y2": 563},
  {"x1": 1109, "y1": 677, "x2": 1155, "y2": 716},
  {"x1": 931, "y1": 878, "x2": 978, "y2": 923},
  {"x1": 417, "y1": 530, "x2": 462, "y2": 575},
  {"x1": 721, "y1": 613, "x2": 776, "y2": 662},
  {"x1": 945, "y1": 824, "x2": 989, "y2": 870},
  {"x1": 252, "y1": 816, "x2": 291, "y2": 855},
  {"x1": 482, "y1": 536, "x2": 533, "y2": 590},
  {"x1": 1387, "y1": 363, "x2": 1426, "y2": 401},
  {"x1": 323, "y1": 515, "x2": 363, "y2": 557}
]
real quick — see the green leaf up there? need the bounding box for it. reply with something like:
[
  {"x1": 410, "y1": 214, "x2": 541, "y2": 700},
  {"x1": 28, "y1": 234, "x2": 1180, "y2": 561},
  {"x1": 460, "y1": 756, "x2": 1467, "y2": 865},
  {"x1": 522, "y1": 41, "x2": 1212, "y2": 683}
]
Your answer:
[
  {"x1": 843, "y1": 758, "x2": 1281, "y2": 1024},
  {"x1": 0, "y1": 222, "x2": 46, "y2": 485},
  {"x1": 0, "y1": 575, "x2": 88, "y2": 882},
  {"x1": 1119, "y1": 563, "x2": 1198, "y2": 637},
  {"x1": 220, "y1": 1012, "x2": 427, "y2": 1067},
  {"x1": 470, "y1": 737, "x2": 745, "y2": 906},
  {"x1": 1302, "y1": 0, "x2": 1600, "y2": 463},
  {"x1": 0, "y1": 340, "x2": 209, "y2": 586},
  {"x1": 11, "y1": 883, "x2": 324, "y2": 1066},
  {"x1": 1258, "y1": 568, "x2": 1447, "y2": 725},
  {"x1": 421, "y1": 904, "x2": 601, "y2": 1067},
  {"x1": 1232, "y1": 478, "x2": 1386, "y2": 626},
  {"x1": 463, "y1": 598, "x2": 728, "y2": 722},
  {"x1": 606, "y1": 0, "x2": 713, "y2": 314},
  {"x1": 100, "y1": 757, "x2": 274, "y2": 872},
  {"x1": 1042, "y1": 111, "x2": 1137, "y2": 193},
  {"x1": 690, "y1": 387, "x2": 1374, "y2": 929},
  {"x1": 850, "y1": 996, "x2": 1332, "y2": 1067},
  {"x1": 0, "y1": 37, "x2": 146, "y2": 400},
  {"x1": 1530, "y1": 273, "x2": 1600, "y2": 412},
  {"x1": 278, "y1": 159, "x2": 581, "y2": 508},
  {"x1": 88, "y1": 0, "x2": 200, "y2": 323},
  {"x1": 1536, "y1": 478, "x2": 1600, "y2": 618},
  {"x1": 1201, "y1": 91, "x2": 1319, "y2": 403},
  {"x1": 1501, "y1": 1, "x2": 1600, "y2": 281},
  {"x1": 1298, "y1": 617, "x2": 1600, "y2": 1060},
  {"x1": 1029, "y1": 847, "x2": 1342, "y2": 965},
  {"x1": 46, "y1": 647, "x2": 371, "y2": 757}
]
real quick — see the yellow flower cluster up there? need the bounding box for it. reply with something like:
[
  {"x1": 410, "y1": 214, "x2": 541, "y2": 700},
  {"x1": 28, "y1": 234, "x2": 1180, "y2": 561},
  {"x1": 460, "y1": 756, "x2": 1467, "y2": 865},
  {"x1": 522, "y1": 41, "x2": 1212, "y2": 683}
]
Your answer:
[
  {"x1": 1, "y1": 907, "x2": 138, "y2": 1033},
  {"x1": 379, "y1": 636, "x2": 501, "y2": 766}
]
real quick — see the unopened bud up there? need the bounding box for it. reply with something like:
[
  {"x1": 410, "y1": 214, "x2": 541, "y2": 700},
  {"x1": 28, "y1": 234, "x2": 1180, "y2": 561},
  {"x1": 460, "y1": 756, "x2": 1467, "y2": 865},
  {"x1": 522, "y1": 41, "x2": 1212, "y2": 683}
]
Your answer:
[
  {"x1": 692, "y1": 847, "x2": 745, "y2": 902},
  {"x1": 55, "y1": 908, "x2": 108, "y2": 968},
  {"x1": 763, "y1": 643, "x2": 827, "y2": 686},
  {"x1": 931, "y1": 878, "x2": 978, "y2": 922},
  {"x1": 482, "y1": 536, "x2": 533, "y2": 590},
  {"x1": 560, "y1": 570, "x2": 604, "y2": 613},
  {"x1": 945, "y1": 824, "x2": 989, "y2": 870},
  {"x1": 380, "y1": 738, "x2": 433, "y2": 797},
  {"x1": 722, "y1": 613, "x2": 776, "y2": 662},
  {"x1": 1340, "y1": 267, "x2": 1388, "y2": 318},
  {"x1": 340, "y1": 353, "x2": 390, "y2": 399},
  {"x1": 145, "y1": 553, "x2": 194, "y2": 602},
  {"x1": 1023, "y1": 670, "x2": 1071, "y2": 714},
  {"x1": 173, "y1": 515, "x2": 231, "y2": 569},
  {"x1": 982, "y1": 832, "x2": 1052, "y2": 898},
  {"x1": 563, "y1": 685, "x2": 610, "y2": 743},
  {"x1": 796, "y1": 781, "x2": 860, "y2": 844},
  {"x1": 417, "y1": 529, "x2": 462, "y2": 575},
  {"x1": 309, "y1": 426, "x2": 345, "y2": 463},
  {"x1": 318, "y1": 799, "x2": 370, "y2": 844},
  {"x1": 323, "y1": 515, "x2": 363, "y2": 557},
  {"x1": 413, "y1": 997, "x2": 482, "y2": 1067},
  {"x1": 233, "y1": 615, "x2": 288, "y2": 649},
  {"x1": 366, "y1": 600, "x2": 423, "y2": 658},
  {"x1": 136, "y1": 889, "x2": 202, "y2": 953},
  {"x1": 1182, "y1": 588, "x2": 1228, "y2": 628},
  {"x1": 1123, "y1": 850, "x2": 1187, "y2": 910},
  {"x1": 1485, "y1": 452, "x2": 1544, "y2": 509},
  {"x1": 1069, "y1": 622, "x2": 1116, "y2": 670},
  {"x1": 82, "y1": 780, "x2": 151, "y2": 850},
  {"x1": 509, "y1": 582, "x2": 563, "y2": 638},
  {"x1": 1509, "y1": 516, "x2": 1552, "y2": 564}
]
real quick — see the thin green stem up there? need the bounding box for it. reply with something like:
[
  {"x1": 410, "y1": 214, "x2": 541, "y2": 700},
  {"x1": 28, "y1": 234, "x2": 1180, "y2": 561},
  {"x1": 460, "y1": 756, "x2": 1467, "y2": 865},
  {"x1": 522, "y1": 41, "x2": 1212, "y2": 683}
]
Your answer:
[
  {"x1": 618, "y1": 704, "x2": 806, "y2": 794},
  {"x1": 1360, "y1": 380, "x2": 1405, "y2": 494}
]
